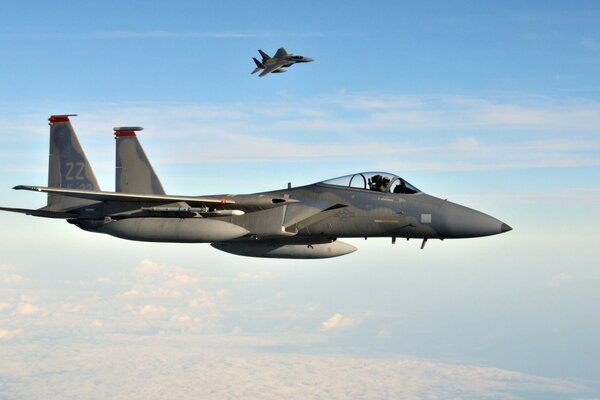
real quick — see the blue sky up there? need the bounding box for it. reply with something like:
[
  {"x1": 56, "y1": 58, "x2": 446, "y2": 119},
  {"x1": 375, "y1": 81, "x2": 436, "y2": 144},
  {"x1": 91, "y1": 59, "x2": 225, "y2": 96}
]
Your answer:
[{"x1": 1, "y1": 2, "x2": 599, "y2": 399}]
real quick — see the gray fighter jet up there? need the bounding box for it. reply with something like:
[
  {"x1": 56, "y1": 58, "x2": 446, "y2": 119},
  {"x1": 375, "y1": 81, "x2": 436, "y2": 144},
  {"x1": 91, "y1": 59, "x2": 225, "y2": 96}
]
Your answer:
[
  {"x1": 251, "y1": 47, "x2": 314, "y2": 77},
  {"x1": 0, "y1": 116, "x2": 511, "y2": 259}
]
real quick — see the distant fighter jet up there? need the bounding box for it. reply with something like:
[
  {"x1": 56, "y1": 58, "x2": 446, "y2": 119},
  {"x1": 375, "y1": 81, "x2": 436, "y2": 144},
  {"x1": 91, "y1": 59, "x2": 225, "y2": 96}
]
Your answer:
[
  {"x1": 251, "y1": 47, "x2": 314, "y2": 77},
  {"x1": 0, "y1": 116, "x2": 511, "y2": 259}
]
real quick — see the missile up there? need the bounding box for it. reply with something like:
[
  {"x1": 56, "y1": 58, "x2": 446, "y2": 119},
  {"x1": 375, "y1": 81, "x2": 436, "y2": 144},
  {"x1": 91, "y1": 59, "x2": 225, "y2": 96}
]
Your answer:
[{"x1": 141, "y1": 206, "x2": 245, "y2": 216}]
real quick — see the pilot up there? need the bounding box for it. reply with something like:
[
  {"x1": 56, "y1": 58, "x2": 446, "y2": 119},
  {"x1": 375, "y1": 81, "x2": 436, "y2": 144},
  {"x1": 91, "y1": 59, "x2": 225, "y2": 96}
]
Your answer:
[{"x1": 369, "y1": 175, "x2": 390, "y2": 192}]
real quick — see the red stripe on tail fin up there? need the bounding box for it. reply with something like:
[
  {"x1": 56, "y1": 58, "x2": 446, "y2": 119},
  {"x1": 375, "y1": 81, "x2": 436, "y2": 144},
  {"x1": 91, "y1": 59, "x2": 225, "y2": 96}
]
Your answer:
[{"x1": 115, "y1": 131, "x2": 137, "y2": 137}]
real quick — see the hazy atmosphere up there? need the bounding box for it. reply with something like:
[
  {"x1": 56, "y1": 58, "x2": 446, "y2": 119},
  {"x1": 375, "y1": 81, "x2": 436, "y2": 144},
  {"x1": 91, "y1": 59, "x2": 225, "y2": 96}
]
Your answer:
[{"x1": 1, "y1": 2, "x2": 599, "y2": 399}]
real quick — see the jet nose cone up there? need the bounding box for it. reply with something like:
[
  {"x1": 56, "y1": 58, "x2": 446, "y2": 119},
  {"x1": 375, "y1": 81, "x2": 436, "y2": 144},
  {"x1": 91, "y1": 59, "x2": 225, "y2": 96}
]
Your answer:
[
  {"x1": 304, "y1": 57, "x2": 314, "y2": 62},
  {"x1": 442, "y1": 202, "x2": 512, "y2": 238}
]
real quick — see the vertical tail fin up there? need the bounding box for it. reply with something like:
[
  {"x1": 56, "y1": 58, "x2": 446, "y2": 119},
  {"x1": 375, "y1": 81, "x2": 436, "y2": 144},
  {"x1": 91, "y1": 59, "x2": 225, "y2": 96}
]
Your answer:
[
  {"x1": 253, "y1": 57, "x2": 265, "y2": 69},
  {"x1": 258, "y1": 49, "x2": 271, "y2": 61},
  {"x1": 273, "y1": 47, "x2": 288, "y2": 58},
  {"x1": 114, "y1": 127, "x2": 165, "y2": 195},
  {"x1": 46, "y1": 115, "x2": 101, "y2": 210}
]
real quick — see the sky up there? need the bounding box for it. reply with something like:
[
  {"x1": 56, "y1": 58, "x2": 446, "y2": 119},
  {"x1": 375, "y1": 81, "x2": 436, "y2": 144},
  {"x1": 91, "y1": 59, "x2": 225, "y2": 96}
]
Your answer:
[{"x1": 1, "y1": 1, "x2": 599, "y2": 399}]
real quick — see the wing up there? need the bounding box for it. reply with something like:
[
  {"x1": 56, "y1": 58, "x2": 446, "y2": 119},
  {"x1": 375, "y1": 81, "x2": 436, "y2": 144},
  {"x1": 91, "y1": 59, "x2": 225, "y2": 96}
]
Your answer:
[
  {"x1": 14, "y1": 185, "x2": 231, "y2": 206},
  {"x1": 13, "y1": 185, "x2": 298, "y2": 212},
  {"x1": 259, "y1": 64, "x2": 283, "y2": 77}
]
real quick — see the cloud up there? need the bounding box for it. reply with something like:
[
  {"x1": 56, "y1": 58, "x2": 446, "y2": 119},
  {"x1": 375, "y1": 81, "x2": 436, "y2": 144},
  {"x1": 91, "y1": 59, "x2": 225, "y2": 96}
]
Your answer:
[
  {"x1": 61, "y1": 303, "x2": 85, "y2": 313},
  {"x1": 0, "y1": 302, "x2": 11, "y2": 311},
  {"x1": 0, "y1": 264, "x2": 24, "y2": 284},
  {"x1": 0, "y1": 328, "x2": 22, "y2": 340},
  {"x1": 322, "y1": 313, "x2": 362, "y2": 330},
  {"x1": 581, "y1": 37, "x2": 600, "y2": 50},
  {"x1": 119, "y1": 260, "x2": 199, "y2": 299},
  {"x1": 189, "y1": 289, "x2": 218, "y2": 309},
  {"x1": 235, "y1": 271, "x2": 273, "y2": 282},
  {"x1": 0, "y1": 255, "x2": 595, "y2": 399},
  {"x1": 377, "y1": 328, "x2": 392, "y2": 339},
  {"x1": 170, "y1": 314, "x2": 192, "y2": 324},
  {"x1": 120, "y1": 287, "x2": 142, "y2": 299},
  {"x1": 21, "y1": 31, "x2": 272, "y2": 40},
  {"x1": 0, "y1": 336, "x2": 588, "y2": 399},
  {"x1": 29, "y1": 93, "x2": 597, "y2": 174},
  {"x1": 2, "y1": 92, "x2": 599, "y2": 175},
  {"x1": 91, "y1": 320, "x2": 103, "y2": 328},
  {"x1": 13, "y1": 30, "x2": 325, "y2": 42},
  {"x1": 137, "y1": 259, "x2": 163, "y2": 275},
  {"x1": 136, "y1": 259, "x2": 197, "y2": 286},
  {"x1": 552, "y1": 272, "x2": 573, "y2": 283},
  {"x1": 121, "y1": 286, "x2": 182, "y2": 299},
  {"x1": 139, "y1": 304, "x2": 168, "y2": 315},
  {"x1": 170, "y1": 271, "x2": 198, "y2": 286},
  {"x1": 16, "y1": 302, "x2": 41, "y2": 316}
]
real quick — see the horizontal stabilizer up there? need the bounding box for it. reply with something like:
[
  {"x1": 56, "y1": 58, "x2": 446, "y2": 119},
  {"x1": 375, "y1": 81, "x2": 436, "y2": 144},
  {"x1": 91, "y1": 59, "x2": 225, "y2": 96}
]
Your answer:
[{"x1": 0, "y1": 206, "x2": 78, "y2": 219}]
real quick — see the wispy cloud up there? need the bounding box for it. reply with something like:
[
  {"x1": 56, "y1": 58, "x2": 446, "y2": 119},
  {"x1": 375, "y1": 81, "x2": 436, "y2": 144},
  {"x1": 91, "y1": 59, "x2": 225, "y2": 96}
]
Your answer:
[
  {"x1": 11, "y1": 30, "x2": 324, "y2": 40},
  {"x1": 552, "y1": 272, "x2": 573, "y2": 283},
  {"x1": 90, "y1": 31, "x2": 268, "y2": 39},
  {"x1": 580, "y1": 37, "x2": 600, "y2": 50},
  {"x1": 2, "y1": 92, "x2": 599, "y2": 174}
]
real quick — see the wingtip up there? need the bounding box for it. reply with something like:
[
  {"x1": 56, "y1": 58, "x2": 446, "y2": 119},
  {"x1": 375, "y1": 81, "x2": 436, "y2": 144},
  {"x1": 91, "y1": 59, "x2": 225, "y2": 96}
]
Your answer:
[{"x1": 13, "y1": 185, "x2": 41, "y2": 192}]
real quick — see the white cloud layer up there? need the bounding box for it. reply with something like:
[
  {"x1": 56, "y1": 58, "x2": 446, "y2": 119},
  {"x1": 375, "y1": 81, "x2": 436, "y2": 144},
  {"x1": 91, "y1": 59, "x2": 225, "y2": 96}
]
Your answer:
[
  {"x1": 0, "y1": 256, "x2": 597, "y2": 398},
  {"x1": 0, "y1": 336, "x2": 587, "y2": 400}
]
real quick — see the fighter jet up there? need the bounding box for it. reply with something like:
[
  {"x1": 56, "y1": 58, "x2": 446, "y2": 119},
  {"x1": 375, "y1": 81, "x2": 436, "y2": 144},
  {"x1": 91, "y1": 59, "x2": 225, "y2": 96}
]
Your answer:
[
  {"x1": 0, "y1": 116, "x2": 511, "y2": 259},
  {"x1": 251, "y1": 47, "x2": 314, "y2": 77}
]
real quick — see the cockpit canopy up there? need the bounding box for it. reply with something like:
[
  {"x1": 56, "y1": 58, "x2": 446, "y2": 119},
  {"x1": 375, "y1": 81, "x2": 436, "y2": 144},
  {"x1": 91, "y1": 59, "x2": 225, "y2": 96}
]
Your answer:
[{"x1": 320, "y1": 172, "x2": 420, "y2": 194}]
